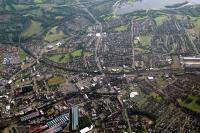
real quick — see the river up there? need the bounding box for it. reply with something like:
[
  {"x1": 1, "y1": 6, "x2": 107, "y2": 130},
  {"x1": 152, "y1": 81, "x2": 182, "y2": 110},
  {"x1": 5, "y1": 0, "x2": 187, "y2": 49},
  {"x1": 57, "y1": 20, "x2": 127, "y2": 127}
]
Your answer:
[{"x1": 115, "y1": 0, "x2": 200, "y2": 15}]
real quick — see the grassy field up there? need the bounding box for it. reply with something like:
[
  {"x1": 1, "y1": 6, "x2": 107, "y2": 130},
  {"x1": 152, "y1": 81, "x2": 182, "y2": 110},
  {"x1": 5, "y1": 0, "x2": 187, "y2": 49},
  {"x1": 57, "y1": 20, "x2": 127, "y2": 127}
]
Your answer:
[
  {"x1": 56, "y1": 16, "x2": 64, "y2": 20},
  {"x1": 154, "y1": 15, "x2": 168, "y2": 26},
  {"x1": 47, "y1": 54, "x2": 69, "y2": 63},
  {"x1": 47, "y1": 49, "x2": 83, "y2": 63},
  {"x1": 47, "y1": 108, "x2": 56, "y2": 115},
  {"x1": 139, "y1": 36, "x2": 152, "y2": 45},
  {"x1": 71, "y1": 49, "x2": 82, "y2": 57},
  {"x1": 133, "y1": 16, "x2": 148, "y2": 21},
  {"x1": 19, "y1": 49, "x2": 27, "y2": 62},
  {"x1": 47, "y1": 75, "x2": 65, "y2": 86},
  {"x1": 178, "y1": 96, "x2": 200, "y2": 113},
  {"x1": 175, "y1": 15, "x2": 200, "y2": 31},
  {"x1": 176, "y1": 15, "x2": 186, "y2": 20},
  {"x1": 21, "y1": 20, "x2": 42, "y2": 37},
  {"x1": 104, "y1": 15, "x2": 120, "y2": 21},
  {"x1": 24, "y1": 9, "x2": 43, "y2": 17},
  {"x1": 13, "y1": 4, "x2": 33, "y2": 10},
  {"x1": 134, "y1": 48, "x2": 145, "y2": 54},
  {"x1": 128, "y1": 0, "x2": 137, "y2": 3},
  {"x1": 190, "y1": 17, "x2": 200, "y2": 31},
  {"x1": 34, "y1": 0, "x2": 44, "y2": 4},
  {"x1": 193, "y1": 20, "x2": 200, "y2": 31},
  {"x1": 45, "y1": 26, "x2": 65, "y2": 42},
  {"x1": 149, "y1": 92, "x2": 162, "y2": 101},
  {"x1": 114, "y1": 25, "x2": 128, "y2": 32},
  {"x1": 155, "y1": 78, "x2": 169, "y2": 88}
]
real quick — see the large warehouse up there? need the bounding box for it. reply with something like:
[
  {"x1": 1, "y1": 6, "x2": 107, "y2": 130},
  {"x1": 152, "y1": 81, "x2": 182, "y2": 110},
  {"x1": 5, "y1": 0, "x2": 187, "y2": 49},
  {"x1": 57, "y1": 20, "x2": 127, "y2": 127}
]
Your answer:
[{"x1": 181, "y1": 57, "x2": 200, "y2": 69}]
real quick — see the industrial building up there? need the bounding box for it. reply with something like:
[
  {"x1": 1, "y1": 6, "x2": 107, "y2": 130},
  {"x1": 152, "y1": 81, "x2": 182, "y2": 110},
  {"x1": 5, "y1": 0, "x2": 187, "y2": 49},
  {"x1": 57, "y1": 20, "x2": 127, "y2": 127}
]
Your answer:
[
  {"x1": 20, "y1": 111, "x2": 40, "y2": 122},
  {"x1": 21, "y1": 85, "x2": 33, "y2": 94},
  {"x1": 71, "y1": 106, "x2": 79, "y2": 131},
  {"x1": 29, "y1": 113, "x2": 69, "y2": 133},
  {"x1": 181, "y1": 57, "x2": 200, "y2": 69},
  {"x1": 47, "y1": 113, "x2": 69, "y2": 128}
]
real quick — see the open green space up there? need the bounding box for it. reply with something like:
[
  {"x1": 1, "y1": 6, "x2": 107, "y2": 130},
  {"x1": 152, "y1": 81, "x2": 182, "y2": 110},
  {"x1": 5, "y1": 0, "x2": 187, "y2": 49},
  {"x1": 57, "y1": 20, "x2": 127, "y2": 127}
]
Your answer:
[
  {"x1": 104, "y1": 15, "x2": 120, "y2": 21},
  {"x1": 149, "y1": 92, "x2": 162, "y2": 101},
  {"x1": 45, "y1": 26, "x2": 65, "y2": 42},
  {"x1": 34, "y1": 0, "x2": 45, "y2": 4},
  {"x1": 24, "y1": 9, "x2": 43, "y2": 17},
  {"x1": 154, "y1": 15, "x2": 168, "y2": 26},
  {"x1": 4, "y1": 4, "x2": 12, "y2": 11},
  {"x1": 132, "y1": 16, "x2": 148, "y2": 21},
  {"x1": 113, "y1": 25, "x2": 128, "y2": 32},
  {"x1": 139, "y1": 36, "x2": 152, "y2": 45},
  {"x1": 38, "y1": 4, "x2": 54, "y2": 11},
  {"x1": 128, "y1": 0, "x2": 137, "y2": 3},
  {"x1": 47, "y1": 75, "x2": 65, "y2": 86},
  {"x1": 19, "y1": 49, "x2": 27, "y2": 62},
  {"x1": 155, "y1": 78, "x2": 169, "y2": 88},
  {"x1": 47, "y1": 107, "x2": 56, "y2": 115},
  {"x1": 79, "y1": 116, "x2": 92, "y2": 129},
  {"x1": 175, "y1": 15, "x2": 200, "y2": 31},
  {"x1": 56, "y1": 16, "x2": 64, "y2": 20},
  {"x1": 178, "y1": 96, "x2": 200, "y2": 113},
  {"x1": 193, "y1": 19, "x2": 200, "y2": 31},
  {"x1": 176, "y1": 15, "x2": 186, "y2": 20},
  {"x1": 0, "y1": 64, "x2": 4, "y2": 70},
  {"x1": 21, "y1": 71, "x2": 31, "y2": 79},
  {"x1": 21, "y1": 20, "x2": 42, "y2": 37},
  {"x1": 13, "y1": 4, "x2": 33, "y2": 10},
  {"x1": 134, "y1": 47, "x2": 145, "y2": 53},
  {"x1": 47, "y1": 49, "x2": 83, "y2": 63},
  {"x1": 71, "y1": 49, "x2": 82, "y2": 57},
  {"x1": 190, "y1": 17, "x2": 200, "y2": 31},
  {"x1": 47, "y1": 54, "x2": 69, "y2": 63}
]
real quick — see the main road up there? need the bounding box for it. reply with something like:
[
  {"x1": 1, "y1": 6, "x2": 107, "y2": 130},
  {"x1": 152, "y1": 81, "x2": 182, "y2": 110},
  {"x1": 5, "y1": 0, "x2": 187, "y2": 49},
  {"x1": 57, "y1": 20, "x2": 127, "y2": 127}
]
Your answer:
[{"x1": 75, "y1": 0, "x2": 103, "y2": 73}]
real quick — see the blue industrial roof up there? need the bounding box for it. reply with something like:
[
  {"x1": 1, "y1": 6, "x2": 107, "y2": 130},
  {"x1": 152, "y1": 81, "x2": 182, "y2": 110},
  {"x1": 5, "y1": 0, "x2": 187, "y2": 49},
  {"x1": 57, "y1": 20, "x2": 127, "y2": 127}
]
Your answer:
[{"x1": 47, "y1": 113, "x2": 69, "y2": 128}]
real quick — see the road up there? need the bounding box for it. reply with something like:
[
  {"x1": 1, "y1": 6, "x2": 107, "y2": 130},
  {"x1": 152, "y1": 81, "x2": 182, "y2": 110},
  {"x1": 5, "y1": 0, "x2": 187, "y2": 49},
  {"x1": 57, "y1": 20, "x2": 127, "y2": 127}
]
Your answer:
[
  {"x1": 9, "y1": 61, "x2": 36, "y2": 82},
  {"x1": 177, "y1": 16, "x2": 199, "y2": 54},
  {"x1": 75, "y1": 0, "x2": 103, "y2": 72},
  {"x1": 131, "y1": 18, "x2": 135, "y2": 69},
  {"x1": 123, "y1": 109, "x2": 132, "y2": 133}
]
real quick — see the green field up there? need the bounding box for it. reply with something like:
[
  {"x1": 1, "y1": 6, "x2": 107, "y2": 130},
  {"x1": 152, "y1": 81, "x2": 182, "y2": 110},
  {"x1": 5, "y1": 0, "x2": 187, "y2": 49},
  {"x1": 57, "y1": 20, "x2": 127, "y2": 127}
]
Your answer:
[
  {"x1": 23, "y1": 9, "x2": 43, "y2": 18},
  {"x1": 114, "y1": 25, "x2": 128, "y2": 32},
  {"x1": 71, "y1": 49, "x2": 82, "y2": 57},
  {"x1": 154, "y1": 15, "x2": 168, "y2": 26},
  {"x1": 47, "y1": 54, "x2": 69, "y2": 63},
  {"x1": 128, "y1": 0, "x2": 137, "y2": 3},
  {"x1": 149, "y1": 92, "x2": 162, "y2": 101},
  {"x1": 21, "y1": 20, "x2": 42, "y2": 37},
  {"x1": 13, "y1": 4, "x2": 33, "y2": 10},
  {"x1": 56, "y1": 16, "x2": 64, "y2": 20},
  {"x1": 47, "y1": 49, "x2": 83, "y2": 63},
  {"x1": 193, "y1": 19, "x2": 200, "y2": 31},
  {"x1": 156, "y1": 78, "x2": 169, "y2": 87},
  {"x1": 190, "y1": 17, "x2": 200, "y2": 31},
  {"x1": 133, "y1": 16, "x2": 148, "y2": 21},
  {"x1": 47, "y1": 75, "x2": 65, "y2": 86},
  {"x1": 45, "y1": 26, "x2": 65, "y2": 42},
  {"x1": 47, "y1": 108, "x2": 55, "y2": 115},
  {"x1": 34, "y1": 0, "x2": 44, "y2": 4},
  {"x1": 19, "y1": 49, "x2": 27, "y2": 62},
  {"x1": 139, "y1": 36, "x2": 152, "y2": 45},
  {"x1": 104, "y1": 15, "x2": 120, "y2": 21},
  {"x1": 176, "y1": 15, "x2": 200, "y2": 31},
  {"x1": 178, "y1": 96, "x2": 200, "y2": 113}
]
